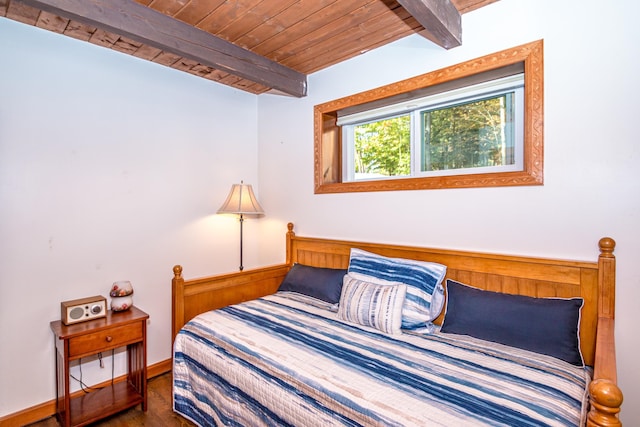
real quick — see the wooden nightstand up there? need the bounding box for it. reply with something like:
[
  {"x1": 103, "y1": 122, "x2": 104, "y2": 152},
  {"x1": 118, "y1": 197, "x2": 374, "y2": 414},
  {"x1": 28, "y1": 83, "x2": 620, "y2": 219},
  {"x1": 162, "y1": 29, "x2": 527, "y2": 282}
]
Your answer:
[{"x1": 50, "y1": 306, "x2": 149, "y2": 427}]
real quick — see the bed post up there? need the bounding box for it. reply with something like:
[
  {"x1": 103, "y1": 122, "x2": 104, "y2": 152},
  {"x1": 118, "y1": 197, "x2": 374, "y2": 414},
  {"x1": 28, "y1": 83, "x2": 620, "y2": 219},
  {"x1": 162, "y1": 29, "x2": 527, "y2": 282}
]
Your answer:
[
  {"x1": 597, "y1": 237, "x2": 616, "y2": 319},
  {"x1": 286, "y1": 222, "x2": 295, "y2": 266},
  {"x1": 587, "y1": 238, "x2": 623, "y2": 426},
  {"x1": 172, "y1": 265, "x2": 184, "y2": 342},
  {"x1": 588, "y1": 380, "x2": 623, "y2": 427}
]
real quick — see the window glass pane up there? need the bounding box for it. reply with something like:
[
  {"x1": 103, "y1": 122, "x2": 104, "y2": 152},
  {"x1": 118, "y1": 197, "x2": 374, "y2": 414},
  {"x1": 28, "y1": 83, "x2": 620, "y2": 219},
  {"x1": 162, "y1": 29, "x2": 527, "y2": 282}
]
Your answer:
[
  {"x1": 353, "y1": 115, "x2": 411, "y2": 180},
  {"x1": 421, "y1": 93, "x2": 515, "y2": 172}
]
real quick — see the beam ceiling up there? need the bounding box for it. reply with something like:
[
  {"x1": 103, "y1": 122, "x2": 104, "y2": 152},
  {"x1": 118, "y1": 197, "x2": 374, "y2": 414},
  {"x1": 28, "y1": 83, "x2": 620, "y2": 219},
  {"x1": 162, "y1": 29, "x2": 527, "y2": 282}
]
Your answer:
[{"x1": 3, "y1": 0, "x2": 499, "y2": 96}]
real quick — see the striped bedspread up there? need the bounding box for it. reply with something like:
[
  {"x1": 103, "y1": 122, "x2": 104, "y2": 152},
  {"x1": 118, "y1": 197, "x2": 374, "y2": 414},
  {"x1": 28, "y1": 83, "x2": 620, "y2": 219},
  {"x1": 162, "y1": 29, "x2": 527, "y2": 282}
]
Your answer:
[{"x1": 173, "y1": 292, "x2": 590, "y2": 426}]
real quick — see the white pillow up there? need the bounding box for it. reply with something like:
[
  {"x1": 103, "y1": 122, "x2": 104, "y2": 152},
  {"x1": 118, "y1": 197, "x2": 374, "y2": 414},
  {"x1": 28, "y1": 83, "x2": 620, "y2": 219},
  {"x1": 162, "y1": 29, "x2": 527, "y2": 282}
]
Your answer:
[{"x1": 337, "y1": 274, "x2": 406, "y2": 335}]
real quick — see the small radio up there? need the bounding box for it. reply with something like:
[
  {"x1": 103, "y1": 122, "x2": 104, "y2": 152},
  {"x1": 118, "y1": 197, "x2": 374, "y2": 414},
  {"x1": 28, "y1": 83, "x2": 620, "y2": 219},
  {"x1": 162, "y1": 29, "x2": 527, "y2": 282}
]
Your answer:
[{"x1": 61, "y1": 296, "x2": 107, "y2": 325}]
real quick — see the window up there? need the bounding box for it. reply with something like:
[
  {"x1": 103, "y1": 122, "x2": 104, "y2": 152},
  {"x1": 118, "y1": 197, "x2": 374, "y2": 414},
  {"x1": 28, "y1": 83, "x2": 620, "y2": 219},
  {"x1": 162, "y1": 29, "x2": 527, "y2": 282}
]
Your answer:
[
  {"x1": 314, "y1": 40, "x2": 543, "y2": 193},
  {"x1": 340, "y1": 74, "x2": 524, "y2": 181}
]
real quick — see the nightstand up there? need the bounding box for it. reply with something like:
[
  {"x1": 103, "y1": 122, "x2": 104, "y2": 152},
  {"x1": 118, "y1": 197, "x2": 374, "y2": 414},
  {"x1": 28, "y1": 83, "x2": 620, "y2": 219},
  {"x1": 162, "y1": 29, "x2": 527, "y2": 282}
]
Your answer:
[{"x1": 50, "y1": 306, "x2": 149, "y2": 427}]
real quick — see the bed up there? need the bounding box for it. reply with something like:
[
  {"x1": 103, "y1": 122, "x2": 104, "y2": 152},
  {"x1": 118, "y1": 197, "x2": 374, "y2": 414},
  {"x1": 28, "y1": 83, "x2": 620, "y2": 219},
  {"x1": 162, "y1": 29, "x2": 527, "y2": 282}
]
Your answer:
[{"x1": 171, "y1": 223, "x2": 623, "y2": 426}]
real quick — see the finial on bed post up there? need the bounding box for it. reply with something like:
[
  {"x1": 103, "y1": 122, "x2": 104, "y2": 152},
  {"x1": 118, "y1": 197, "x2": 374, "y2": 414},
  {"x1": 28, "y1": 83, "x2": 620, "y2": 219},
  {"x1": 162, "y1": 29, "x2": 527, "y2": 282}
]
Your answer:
[
  {"x1": 599, "y1": 237, "x2": 615, "y2": 258},
  {"x1": 587, "y1": 379, "x2": 623, "y2": 427},
  {"x1": 173, "y1": 265, "x2": 183, "y2": 279}
]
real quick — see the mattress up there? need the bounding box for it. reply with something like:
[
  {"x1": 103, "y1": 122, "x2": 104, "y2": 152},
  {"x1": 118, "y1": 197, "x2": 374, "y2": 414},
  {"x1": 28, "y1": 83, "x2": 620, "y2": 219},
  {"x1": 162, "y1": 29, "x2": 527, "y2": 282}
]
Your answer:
[{"x1": 173, "y1": 292, "x2": 590, "y2": 426}]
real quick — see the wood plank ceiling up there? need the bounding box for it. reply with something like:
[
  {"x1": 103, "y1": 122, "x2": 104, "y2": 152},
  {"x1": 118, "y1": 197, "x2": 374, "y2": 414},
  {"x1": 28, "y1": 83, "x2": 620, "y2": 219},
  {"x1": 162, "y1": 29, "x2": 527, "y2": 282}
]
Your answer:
[{"x1": 1, "y1": 0, "x2": 498, "y2": 97}]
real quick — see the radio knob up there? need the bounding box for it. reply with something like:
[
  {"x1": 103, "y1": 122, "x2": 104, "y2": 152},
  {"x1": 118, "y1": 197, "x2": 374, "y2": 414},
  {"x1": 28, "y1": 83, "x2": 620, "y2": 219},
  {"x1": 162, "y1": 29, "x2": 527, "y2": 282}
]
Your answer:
[{"x1": 91, "y1": 304, "x2": 103, "y2": 314}]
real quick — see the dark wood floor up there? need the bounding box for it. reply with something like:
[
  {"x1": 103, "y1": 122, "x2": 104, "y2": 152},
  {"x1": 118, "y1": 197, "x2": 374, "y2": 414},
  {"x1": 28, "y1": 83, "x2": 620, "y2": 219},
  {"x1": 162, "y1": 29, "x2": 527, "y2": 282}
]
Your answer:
[{"x1": 27, "y1": 373, "x2": 196, "y2": 427}]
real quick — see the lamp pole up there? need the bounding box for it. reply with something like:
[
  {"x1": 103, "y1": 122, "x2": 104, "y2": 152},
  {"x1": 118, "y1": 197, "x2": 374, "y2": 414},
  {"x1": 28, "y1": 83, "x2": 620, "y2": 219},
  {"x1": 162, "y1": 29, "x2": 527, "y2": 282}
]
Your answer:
[{"x1": 239, "y1": 213, "x2": 244, "y2": 271}]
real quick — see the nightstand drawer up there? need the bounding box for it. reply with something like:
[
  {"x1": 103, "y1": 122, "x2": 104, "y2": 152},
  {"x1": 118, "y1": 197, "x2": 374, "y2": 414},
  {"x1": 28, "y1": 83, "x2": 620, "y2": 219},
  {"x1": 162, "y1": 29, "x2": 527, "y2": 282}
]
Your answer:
[{"x1": 68, "y1": 322, "x2": 143, "y2": 357}]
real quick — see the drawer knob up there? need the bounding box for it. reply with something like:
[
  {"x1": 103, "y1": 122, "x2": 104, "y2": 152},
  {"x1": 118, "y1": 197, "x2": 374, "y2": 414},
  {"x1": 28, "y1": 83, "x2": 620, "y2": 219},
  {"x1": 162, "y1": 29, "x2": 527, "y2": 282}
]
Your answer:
[{"x1": 106, "y1": 336, "x2": 113, "y2": 342}]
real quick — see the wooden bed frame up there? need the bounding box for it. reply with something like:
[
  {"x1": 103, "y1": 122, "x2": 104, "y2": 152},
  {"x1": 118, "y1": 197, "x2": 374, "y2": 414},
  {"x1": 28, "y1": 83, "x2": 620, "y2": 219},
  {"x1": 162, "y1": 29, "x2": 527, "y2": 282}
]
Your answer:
[{"x1": 172, "y1": 223, "x2": 623, "y2": 426}]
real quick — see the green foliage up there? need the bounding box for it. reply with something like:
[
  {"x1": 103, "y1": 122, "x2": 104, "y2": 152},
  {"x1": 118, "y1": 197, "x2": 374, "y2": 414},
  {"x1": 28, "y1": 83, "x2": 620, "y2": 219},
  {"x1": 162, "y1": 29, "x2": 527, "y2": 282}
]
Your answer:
[
  {"x1": 354, "y1": 115, "x2": 411, "y2": 177},
  {"x1": 424, "y1": 95, "x2": 512, "y2": 171},
  {"x1": 352, "y1": 94, "x2": 514, "y2": 178}
]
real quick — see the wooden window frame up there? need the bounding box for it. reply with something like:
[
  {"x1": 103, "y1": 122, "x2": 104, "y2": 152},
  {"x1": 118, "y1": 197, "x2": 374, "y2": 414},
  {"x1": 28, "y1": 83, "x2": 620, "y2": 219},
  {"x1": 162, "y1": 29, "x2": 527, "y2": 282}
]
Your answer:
[{"x1": 313, "y1": 40, "x2": 544, "y2": 194}]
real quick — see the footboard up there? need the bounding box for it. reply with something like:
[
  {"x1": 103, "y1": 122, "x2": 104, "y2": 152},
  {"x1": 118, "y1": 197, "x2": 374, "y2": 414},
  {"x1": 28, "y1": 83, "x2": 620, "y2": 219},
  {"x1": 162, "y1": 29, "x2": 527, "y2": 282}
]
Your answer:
[
  {"x1": 172, "y1": 224, "x2": 297, "y2": 339},
  {"x1": 172, "y1": 264, "x2": 290, "y2": 339}
]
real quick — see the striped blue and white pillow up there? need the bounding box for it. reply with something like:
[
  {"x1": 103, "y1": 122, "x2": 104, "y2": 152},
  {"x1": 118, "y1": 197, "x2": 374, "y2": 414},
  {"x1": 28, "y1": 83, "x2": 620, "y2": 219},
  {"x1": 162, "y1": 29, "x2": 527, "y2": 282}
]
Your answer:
[
  {"x1": 337, "y1": 274, "x2": 406, "y2": 335},
  {"x1": 348, "y1": 248, "x2": 446, "y2": 330}
]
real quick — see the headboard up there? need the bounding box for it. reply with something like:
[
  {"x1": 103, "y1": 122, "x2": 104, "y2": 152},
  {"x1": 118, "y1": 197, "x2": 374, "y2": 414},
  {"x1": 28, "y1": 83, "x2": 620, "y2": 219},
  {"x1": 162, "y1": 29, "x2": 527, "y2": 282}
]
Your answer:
[{"x1": 284, "y1": 224, "x2": 613, "y2": 368}]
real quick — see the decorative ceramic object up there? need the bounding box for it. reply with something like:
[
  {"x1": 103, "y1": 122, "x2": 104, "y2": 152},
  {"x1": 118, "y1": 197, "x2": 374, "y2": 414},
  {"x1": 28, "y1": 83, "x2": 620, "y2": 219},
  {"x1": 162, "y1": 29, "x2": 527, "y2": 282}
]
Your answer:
[
  {"x1": 110, "y1": 281, "x2": 133, "y2": 311},
  {"x1": 110, "y1": 281, "x2": 133, "y2": 297},
  {"x1": 111, "y1": 295, "x2": 133, "y2": 312}
]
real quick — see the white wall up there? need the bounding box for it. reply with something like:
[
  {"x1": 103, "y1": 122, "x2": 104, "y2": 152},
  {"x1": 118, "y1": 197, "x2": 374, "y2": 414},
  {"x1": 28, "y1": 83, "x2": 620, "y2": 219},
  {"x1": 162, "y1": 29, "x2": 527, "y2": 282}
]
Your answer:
[
  {"x1": 0, "y1": 19, "x2": 262, "y2": 416},
  {"x1": 1, "y1": 0, "x2": 638, "y2": 423},
  {"x1": 257, "y1": 0, "x2": 640, "y2": 424}
]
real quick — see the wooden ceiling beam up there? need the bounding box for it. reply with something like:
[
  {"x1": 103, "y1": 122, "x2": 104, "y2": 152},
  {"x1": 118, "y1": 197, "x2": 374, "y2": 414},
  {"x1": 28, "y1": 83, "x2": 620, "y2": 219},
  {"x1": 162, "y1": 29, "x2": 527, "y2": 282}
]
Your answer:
[
  {"x1": 396, "y1": 0, "x2": 462, "y2": 49},
  {"x1": 15, "y1": 0, "x2": 308, "y2": 97}
]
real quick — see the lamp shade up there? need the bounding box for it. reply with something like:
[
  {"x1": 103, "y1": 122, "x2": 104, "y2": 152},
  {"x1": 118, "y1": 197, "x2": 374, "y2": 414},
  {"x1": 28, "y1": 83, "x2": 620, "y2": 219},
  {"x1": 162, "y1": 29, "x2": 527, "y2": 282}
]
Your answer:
[{"x1": 217, "y1": 182, "x2": 264, "y2": 215}]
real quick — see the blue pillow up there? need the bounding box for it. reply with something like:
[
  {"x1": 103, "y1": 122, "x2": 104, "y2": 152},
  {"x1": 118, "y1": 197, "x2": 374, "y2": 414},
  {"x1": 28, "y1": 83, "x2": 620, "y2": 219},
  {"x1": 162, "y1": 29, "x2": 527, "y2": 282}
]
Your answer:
[
  {"x1": 347, "y1": 248, "x2": 446, "y2": 329},
  {"x1": 440, "y1": 279, "x2": 584, "y2": 366},
  {"x1": 278, "y1": 264, "x2": 346, "y2": 304}
]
